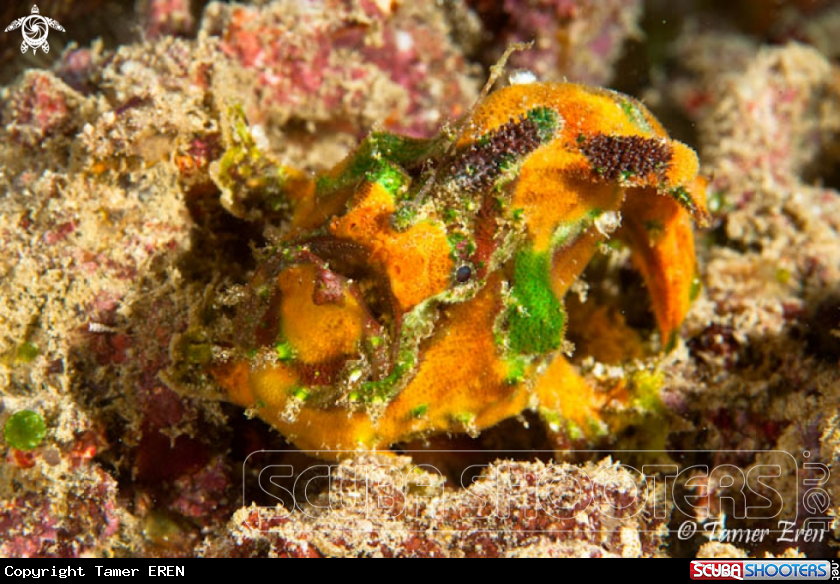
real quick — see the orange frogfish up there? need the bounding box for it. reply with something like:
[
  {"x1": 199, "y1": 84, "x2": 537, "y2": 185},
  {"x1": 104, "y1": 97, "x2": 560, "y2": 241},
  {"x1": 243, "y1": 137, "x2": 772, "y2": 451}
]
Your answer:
[{"x1": 209, "y1": 82, "x2": 709, "y2": 455}]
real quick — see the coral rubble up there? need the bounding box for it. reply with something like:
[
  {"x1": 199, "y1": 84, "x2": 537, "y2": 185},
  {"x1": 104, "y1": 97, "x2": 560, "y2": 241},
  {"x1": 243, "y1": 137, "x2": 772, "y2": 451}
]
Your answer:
[{"x1": 199, "y1": 455, "x2": 667, "y2": 558}]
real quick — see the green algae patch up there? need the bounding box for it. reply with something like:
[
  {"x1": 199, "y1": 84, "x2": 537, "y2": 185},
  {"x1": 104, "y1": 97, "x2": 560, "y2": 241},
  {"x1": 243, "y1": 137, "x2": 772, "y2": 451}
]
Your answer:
[
  {"x1": 619, "y1": 99, "x2": 653, "y2": 134},
  {"x1": 4, "y1": 410, "x2": 47, "y2": 451},
  {"x1": 275, "y1": 341, "x2": 296, "y2": 361},
  {"x1": 526, "y1": 107, "x2": 561, "y2": 142},
  {"x1": 409, "y1": 404, "x2": 428, "y2": 419},
  {"x1": 503, "y1": 355, "x2": 528, "y2": 385},
  {"x1": 629, "y1": 369, "x2": 665, "y2": 414},
  {"x1": 508, "y1": 249, "x2": 565, "y2": 355},
  {"x1": 366, "y1": 160, "x2": 409, "y2": 199},
  {"x1": 356, "y1": 353, "x2": 416, "y2": 402},
  {"x1": 16, "y1": 342, "x2": 39, "y2": 363},
  {"x1": 669, "y1": 186, "x2": 695, "y2": 214}
]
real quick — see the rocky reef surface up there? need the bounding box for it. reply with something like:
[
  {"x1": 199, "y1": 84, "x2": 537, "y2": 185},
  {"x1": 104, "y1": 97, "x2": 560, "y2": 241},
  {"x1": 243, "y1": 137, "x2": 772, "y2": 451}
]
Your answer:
[{"x1": 0, "y1": 0, "x2": 838, "y2": 558}]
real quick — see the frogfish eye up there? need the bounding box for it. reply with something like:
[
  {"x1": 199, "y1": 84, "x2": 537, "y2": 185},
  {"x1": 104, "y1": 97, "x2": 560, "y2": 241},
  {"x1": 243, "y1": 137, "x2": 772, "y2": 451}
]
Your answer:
[{"x1": 455, "y1": 265, "x2": 472, "y2": 284}]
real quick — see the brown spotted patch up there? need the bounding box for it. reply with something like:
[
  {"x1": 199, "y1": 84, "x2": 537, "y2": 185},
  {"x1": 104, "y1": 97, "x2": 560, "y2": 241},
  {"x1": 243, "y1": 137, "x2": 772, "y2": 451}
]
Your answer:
[
  {"x1": 450, "y1": 113, "x2": 547, "y2": 190},
  {"x1": 580, "y1": 134, "x2": 671, "y2": 182}
]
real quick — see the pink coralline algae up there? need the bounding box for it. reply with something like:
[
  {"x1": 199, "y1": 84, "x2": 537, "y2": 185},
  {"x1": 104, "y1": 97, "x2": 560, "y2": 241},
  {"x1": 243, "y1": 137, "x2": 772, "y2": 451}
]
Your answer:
[
  {"x1": 0, "y1": 456, "x2": 120, "y2": 558},
  {"x1": 170, "y1": 456, "x2": 233, "y2": 520},
  {"x1": 468, "y1": 0, "x2": 642, "y2": 86},
  {"x1": 203, "y1": 1, "x2": 477, "y2": 139},
  {"x1": 139, "y1": 0, "x2": 195, "y2": 40},
  {"x1": 1, "y1": 71, "x2": 84, "y2": 148}
]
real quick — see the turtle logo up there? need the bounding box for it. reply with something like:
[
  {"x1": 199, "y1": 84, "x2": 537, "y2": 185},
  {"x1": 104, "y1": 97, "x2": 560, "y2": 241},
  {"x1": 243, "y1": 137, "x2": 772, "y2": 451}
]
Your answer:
[{"x1": 4, "y1": 5, "x2": 65, "y2": 55}]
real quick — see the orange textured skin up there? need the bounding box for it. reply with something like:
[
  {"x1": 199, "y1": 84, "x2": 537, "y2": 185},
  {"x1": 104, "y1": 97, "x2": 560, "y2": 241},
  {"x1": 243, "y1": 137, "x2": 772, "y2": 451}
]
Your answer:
[
  {"x1": 221, "y1": 275, "x2": 530, "y2": 452},
  {"x1": 330, "y1": 183, "x2": 454, "y2": 311}
]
